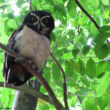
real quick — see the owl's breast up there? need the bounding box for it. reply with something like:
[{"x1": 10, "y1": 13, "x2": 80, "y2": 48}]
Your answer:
[{"x1": 14, "y1": 26, "x2": 50, "y2": 69}]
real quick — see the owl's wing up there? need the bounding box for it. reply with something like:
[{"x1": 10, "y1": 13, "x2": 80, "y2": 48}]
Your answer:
[{"x1": 3, "y1": 27, "x2": 33, "y2": 86}]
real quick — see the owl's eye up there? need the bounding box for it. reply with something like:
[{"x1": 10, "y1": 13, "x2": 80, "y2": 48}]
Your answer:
[
  {"x1": 31, "y1": 16, "x2": 38, "y2": 22},
  {"x1": 42, "y1": 18, "x2": 50, "y2": 24}
]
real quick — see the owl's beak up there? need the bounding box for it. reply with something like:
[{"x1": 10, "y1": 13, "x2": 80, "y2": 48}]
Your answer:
[
  {"x1": 33, "y1": 21, "x2": 41, "y2": 30},
  {"x1": 37, "y1": 23, "x2": 41, "y2": 30}
]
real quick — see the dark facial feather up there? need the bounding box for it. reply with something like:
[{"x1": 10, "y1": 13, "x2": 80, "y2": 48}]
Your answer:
[{"x1": 22, "y1": 11, "x2": 54, "y2": 37}]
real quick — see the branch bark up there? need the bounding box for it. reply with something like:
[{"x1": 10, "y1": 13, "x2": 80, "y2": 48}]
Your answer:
[
  {"x1": 0, "y1": 82, "x2": 52, "y2": 104},
  {"x1": 0, "y1": 43, "x2": 65, "y2": 110},
  {"x1": 50, "y1": 52, "x2": 69, "y2": 110},
  {"x1": 29, "y1": 0, "x2": 32, "y2": 11},
  {"x1": 74, "y1": 0, "x2": 100, "y2": 30}
]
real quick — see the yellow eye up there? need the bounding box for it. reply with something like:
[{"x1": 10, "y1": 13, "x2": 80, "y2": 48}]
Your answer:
[{"x1": 31, "y1": 16, "x2": 38, "y2": 22}]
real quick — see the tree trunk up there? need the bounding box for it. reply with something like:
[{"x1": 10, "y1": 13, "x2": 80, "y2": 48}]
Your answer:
[{"x1": 12, "y1": 79, "x2": 41, "y2": 110}]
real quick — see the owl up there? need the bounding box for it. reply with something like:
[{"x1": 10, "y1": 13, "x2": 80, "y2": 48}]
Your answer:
[{"x1": 3, "y1": 10, "x2": 54, "y2": 86}]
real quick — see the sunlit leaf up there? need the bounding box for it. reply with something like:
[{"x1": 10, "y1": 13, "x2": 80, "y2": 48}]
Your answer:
[
  {"x1": 67, "y1": 0, "x2": 76, "y2": 18},
  {"x1": 80, "y1": 0, "x2": 89, "y2": 10},
  {"x1": 101, "y1": 0, "x2": 109, "y2": 5},
  {"x1": 91, "y1": 0, "x2": 99, "y2": 9},
  {"x1": 85, "y1": 98, "x2": 98, "y2": 110},
  {"x1": 65, "y1": 61, "x2": 74, "y2": 78},
  {"x1": 52, "y1": 63, "x2": 61, "y2": 84},
  {"x1": 96, "y1": 61, "x2": 110, "y2": 77},
  {"x1": 54, "y1": 5, "x2": 67, "y2": 24},
  {"x1": 86, "y1": 58, "x2": 96, "y2": 78},
  {"x1": 96, "y1": 72, "x2": 109, "y2": 97}
]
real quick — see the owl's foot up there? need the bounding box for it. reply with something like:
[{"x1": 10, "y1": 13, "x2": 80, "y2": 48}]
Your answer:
[
  {"x1": 15, "y1": 57, "x2": 26, "y2": 62},
  {"x1": 15, "y1": 57, "x2": 36, "y2": 69}
]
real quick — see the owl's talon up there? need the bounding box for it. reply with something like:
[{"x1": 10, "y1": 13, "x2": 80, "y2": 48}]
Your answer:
[
  {"x1": 28, "y1": 60, "x2": 32, "y2": 64},
  {"x1": 15, "y1": 57, "x2": 26, "y2": 62},
  {"x1": 32, "y1": 65, "x2": 36, "y2": 69}
]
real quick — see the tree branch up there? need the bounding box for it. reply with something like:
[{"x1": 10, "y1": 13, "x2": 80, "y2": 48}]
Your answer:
[
  {"x1": 0, "y1": 81, "x2": 52, "y2": 104},
  {"x1": 0, "y1": 43, "x2": 65, "y2": 110},
  {"x1": 29, "y1": 0, "x2": 32, "y2": 11},
  {"x1": 50, "y1": 52, "x2": 69, "y2": 110},
  {"x1": 74, "y1": 0, "x2": 100, "y2": 30}
]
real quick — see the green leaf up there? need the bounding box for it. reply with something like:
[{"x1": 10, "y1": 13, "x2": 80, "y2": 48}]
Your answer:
[
  {"x1": 52, "y1": 63, "x2": 61, "y2": 83},
  {"x1": 4, "y1": 19, "x2": 15, "y2": 36},
  {"x1": 46, "y1": 0, "x2": 54, "y2": 5},
  {"x1": 16, "y1": 0, "x2": 24, "y2": 7},
  {"x1": 78, "y1": 60, "x2": 86, "y2": 76},
  {"x1": 86, "y1": 58, "x2": 96, "y2": 78},
  {"x1": 94, "y1": 32, "x2": 110, "y2": 47},
  {"x1": 32, "y1": 0, "x2": 40, "y2": 9},
  {"x1": 62, "y1": 52, "x2": 73, "y2": 60},
  {"x1": 97, "y1": 93, "x2": 110, "y2": 110},
  {"x1": 67, "y1": 0, "x2": 76, "y2": 18},
  {"x1": 86, "y1": 98, "x2": 98, "y2": 110},
  {"x1": 7, "y1": 13, "x2": 14, "y2": 19},
  {"x1": 80, "y1": 0, "x2": 89, "y2": 10},
  {"x1": 7, "y1": 19, "x2": 17, "y2": 29},
  {"x1": 100, "y1": 26, "x2": 110, "y2": 32},
  {"x1": 90, "y1": 22, "x2": 98, "y2": 35},
  {"x1": 54, "y1": 48, "x2": 65, "y2": 56},
  {"x1": 65, "y1": 60, "x2": 80, "y2": 77},
  {"x1": 72, "y1": 60, "x2": 80, "y2": 73},
  {"x1": 83, "y1": 45, "x2": 91, "y2": 56},
  {"x1": 72, "y1": 48, "x2": 80, "y2": 58},
  {"x1": 43, "y1": 66, "x2": 51, "y2": 82},
  {"x1": 96, "y1": 61, "x2": 110, "y2": 77},
  {"x1": 101, "y1": 0, "x2": 109, "y2": 5},
  {"x1": 65, "y1": 61, "x2": 74, "y2": 78},
  {"x1": 54, "y1": 5, "x2": 67, "y2": 24},
  {"x1": 38, "y1": 104, "x2": 49, "y2": 110},
  {"x1": 95, "y1": 44, "x2": 109, "y2": 59},
  {"x1": 50, "y1": 32, "x2": 56, "y2": 41},
  {"x1": 96, "y1": 72, "x2": 109, "y2": 97},
  {"x1": 91, "y1": 0, "x2": 99, "y2": 9}
]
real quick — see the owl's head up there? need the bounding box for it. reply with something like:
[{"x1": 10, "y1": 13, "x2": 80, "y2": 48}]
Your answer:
[{"x1": 22, "y1": 10, "x2": 54, "y2": 38}]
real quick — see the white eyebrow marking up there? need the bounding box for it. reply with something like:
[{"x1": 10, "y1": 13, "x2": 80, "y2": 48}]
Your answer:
[
  {"x1": 30, "y1": 13, "x2": 40, "y2": 25},
  {"x1": 30, "y1": 13, "x2": 40, "y2": 20},
  {"x1": 40, "y1": 16, "x2": 50, "y2": 27},
  {"x1": 41, "y1": 15, "x2": 50, "y2": 20}
]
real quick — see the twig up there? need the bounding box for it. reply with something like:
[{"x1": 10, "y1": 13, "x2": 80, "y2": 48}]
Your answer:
[
  {"x1": 0, "y1": 43, "x2": 64, "y2": 110},
  {"x1": 0, "y1": 82, "x2": 52, "y2": 104},
  {"x1": 29, "y1": 0, "x2": 32, "y2": 11},
  {"x1": 50, "y1": 52, "x2": 69, "y2": 110},
  {"x1": 74, "y1": 0, "x2": 100, "y2": 30}
]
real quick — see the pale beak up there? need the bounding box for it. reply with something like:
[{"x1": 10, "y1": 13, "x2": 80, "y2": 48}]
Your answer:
[{"x1": 37, "y1": 23, "x2": 41, "y2": 30}]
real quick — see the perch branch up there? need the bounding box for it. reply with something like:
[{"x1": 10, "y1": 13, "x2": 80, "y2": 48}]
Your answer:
[
  {"x1": 0, "y1": 43, "x2": 64, "y2": 110},
  {"x1": 0, "y1": 82, "x2": 52, "y2": 104},
  {"x1": 50, "y1": 52, "x2": 69, "y2": 110},
  {"x1": 29, "y1": 0, "x2": 32, "y2": 11},
  {"x1": 74, "y1": 0, "x2": 100, "y2": 29}
]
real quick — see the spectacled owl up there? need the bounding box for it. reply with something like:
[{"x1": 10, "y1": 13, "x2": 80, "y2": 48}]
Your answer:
[{"x1": 3, "y1": 10, "x2": 54, "y2": 86}]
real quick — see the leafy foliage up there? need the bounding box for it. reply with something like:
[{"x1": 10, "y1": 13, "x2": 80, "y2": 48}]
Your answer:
[{"x1": 0, "y1": 0, "x2": 110, "y2": 110}]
